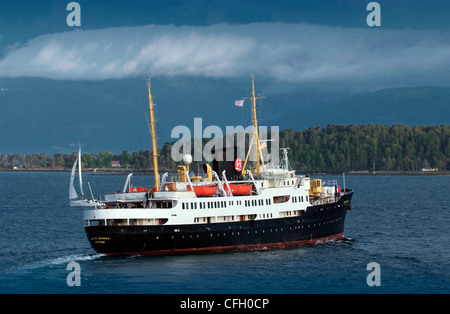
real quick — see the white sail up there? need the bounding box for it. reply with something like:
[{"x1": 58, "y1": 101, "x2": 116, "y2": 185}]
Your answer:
[
  {"x1": 69, "y1": 157, "x2": 79, "y2": 200},
  {"x1": 78, "y1": 146, "x2": 85, "y2": 198}
]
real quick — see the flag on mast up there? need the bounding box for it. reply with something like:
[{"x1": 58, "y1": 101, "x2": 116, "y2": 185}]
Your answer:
[{"x1": 235, "y1": 100, "x2": 245, "y2": 107}]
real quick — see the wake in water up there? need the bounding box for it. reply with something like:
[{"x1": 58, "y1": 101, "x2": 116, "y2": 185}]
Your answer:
[
  {"x1": 340, "y1": 236, "x2": 357, "y2": 245},
  {"x1": 23, "y1": 253, "x2": 105, "y2": 270},
  {"x1": 314, "y1": 236, "x2": 356, "y2": 247}
]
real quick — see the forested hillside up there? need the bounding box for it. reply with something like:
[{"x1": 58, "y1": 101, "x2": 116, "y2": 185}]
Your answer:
[
  {"x1": 1, "y1": 124, "x2": 448, "y2": 172},
  {"x1": 279, "y1": 124, "x2": 449, "y2": 172}
]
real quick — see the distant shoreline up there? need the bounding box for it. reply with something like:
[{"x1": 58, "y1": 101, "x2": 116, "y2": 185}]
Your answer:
[{"x1": 2, "y1": 168, "x2": 449, "y2": 176}]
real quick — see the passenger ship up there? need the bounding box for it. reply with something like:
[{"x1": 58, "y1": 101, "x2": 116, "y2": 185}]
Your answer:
[{"x1": 82, "y1": 77, "x2": 354, "y2": 255}]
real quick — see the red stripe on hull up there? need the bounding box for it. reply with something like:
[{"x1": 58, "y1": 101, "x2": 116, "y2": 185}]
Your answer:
[{"x1": 104, "y1": 233, "x2": 345, "y2": 256}]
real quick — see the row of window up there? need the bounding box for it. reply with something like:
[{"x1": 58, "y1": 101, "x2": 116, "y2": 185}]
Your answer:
[
  {"x1": 194, "y1": 216, "x2": 235, "y2": 223},
  {"x1": 245, "y1": 199, "x2": 272, "y2": 207},
  {"x1": 181, "y1": 198, "x2": 269, "y2": 210},
  {"x1": 292, "y1": 196, "x2": 308, "y2": 203},
  {"x1": 182, "y1": 200, "x2": 231, "y2": 210},
  {"x1": 194, "y1": 214, "x2": 255, "y2": 224},
  {"x1": 181, "y1": 195, "x2": 309, "y2": 211},
  {"x1": 264, "y1": 179, "x2": 298, "y2": 187}
]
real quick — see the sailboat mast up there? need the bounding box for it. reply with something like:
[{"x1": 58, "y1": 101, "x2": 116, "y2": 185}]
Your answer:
[
  {"x1": 78, "y1": 146, "x2": 85, "y2": 198},
  {"x1": 147, "y1": 80, "x2": 160, "y2": 192}
]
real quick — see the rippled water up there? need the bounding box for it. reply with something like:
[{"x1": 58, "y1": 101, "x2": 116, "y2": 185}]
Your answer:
[{"x1": 0, "y1": 172, "x2": 448, "y2": 294}]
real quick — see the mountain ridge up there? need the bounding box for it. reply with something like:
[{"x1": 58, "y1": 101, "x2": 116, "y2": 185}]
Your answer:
[{"x1": 1, "y1": 77, "x2": 449, "y2": 154}]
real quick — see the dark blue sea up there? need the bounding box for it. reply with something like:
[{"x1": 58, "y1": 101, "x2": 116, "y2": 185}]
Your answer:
[{"x1": 0, "y1": 172, "x2": 449, "y2": 294}]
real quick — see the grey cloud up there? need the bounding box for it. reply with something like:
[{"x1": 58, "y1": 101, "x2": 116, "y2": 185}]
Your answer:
[{"x1": 0, "y1": 23, "x2": 449, "y2": 88}]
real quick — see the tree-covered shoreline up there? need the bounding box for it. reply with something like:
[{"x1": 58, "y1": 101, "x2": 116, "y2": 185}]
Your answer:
[
  {"x1": 281, "y1": 124, "x2": 449, "y2": 172},
  {"x1": 1, "y1": 124, "x2": 449, "y2": 173}
]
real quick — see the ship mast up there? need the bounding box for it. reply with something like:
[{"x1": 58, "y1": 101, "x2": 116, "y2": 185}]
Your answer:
[
  {"x1": 147, "y1": 79, "x2": 160, "y2": 192},
  {"x1": 244, "y1": 75, "x2": 266, "y2": 177}
]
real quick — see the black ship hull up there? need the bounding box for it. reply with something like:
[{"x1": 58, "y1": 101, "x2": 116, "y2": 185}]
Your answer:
[{"x1": 85, "y1": 191, "x2": 353, "y2": 255}]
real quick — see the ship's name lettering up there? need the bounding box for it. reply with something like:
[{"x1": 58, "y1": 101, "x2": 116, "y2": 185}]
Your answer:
[{"x1": 90, "y1": 237, "x2": 110, "y2": 241}]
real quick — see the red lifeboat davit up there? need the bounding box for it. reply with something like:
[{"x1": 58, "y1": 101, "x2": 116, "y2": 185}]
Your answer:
[
  {"x1": 188, "y1": 184, "x2": 218, "y2": 197},
  {"x1": 226, "y1": 183, "x2": 253, "y2": 196}
]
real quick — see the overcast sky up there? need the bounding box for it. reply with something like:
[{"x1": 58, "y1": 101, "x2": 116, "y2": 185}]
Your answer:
[
  {"x1": 1, "y1": 0, "x2": 450, "y2": 154},
  {"x1": 1, "y1": 0, "x2": 450, "y2": 90}
]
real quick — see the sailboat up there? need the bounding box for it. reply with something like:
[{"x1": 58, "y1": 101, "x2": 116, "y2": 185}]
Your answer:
[{"x1": 69, "y1": 146, "x2": 104, "y2": 207}]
